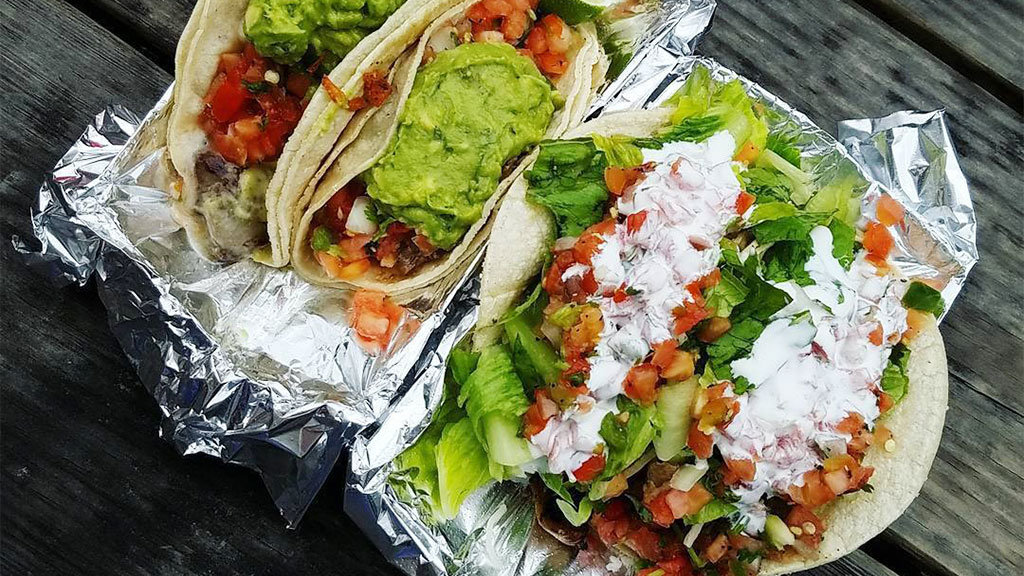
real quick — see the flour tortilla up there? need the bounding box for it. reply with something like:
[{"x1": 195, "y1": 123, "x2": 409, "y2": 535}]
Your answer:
[
  {"x1": 474, "y1": 108, "x2": 949, "y2": 573},
  {"x1": 290, "y1": 9, "x2": 608, "y2": 298},
  {"x1": 167, "y1": 0, "x2": 468, "y2": 263}
]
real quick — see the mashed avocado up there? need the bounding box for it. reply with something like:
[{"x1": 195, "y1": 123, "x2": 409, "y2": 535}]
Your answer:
[
  {"x1": 365, "y1": 42, "x2": 555, "y2": 250},
  {"x1": 244, "y1": 0, "x2": 406, "y2": 65}
]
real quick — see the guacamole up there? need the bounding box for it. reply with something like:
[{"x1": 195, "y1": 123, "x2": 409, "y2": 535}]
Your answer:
[
  {"x1": 244, "y1": 0, "x2": 406, "y2": 65},
  {"x1": 365, "y1": 42, "x2": 555, "y2": 250}
]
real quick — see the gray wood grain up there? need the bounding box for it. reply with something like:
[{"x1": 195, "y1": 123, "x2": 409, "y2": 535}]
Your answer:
[
  {"x1": 0, "y1": 1, "x2": 398, "y2": 575},
  {"x1": 703, "y1": 1, "x2": 1024, "y2": 574},
  {"x1": 862, "y1": 0, "x2": 1023, "y2": 92}
]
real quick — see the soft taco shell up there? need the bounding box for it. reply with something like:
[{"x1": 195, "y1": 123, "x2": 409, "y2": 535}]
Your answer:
[
  {"x1": 473, "y1": 108, "x2": 949, "y2": 573},
  {"x1": 290, "y1": 7, "x2": 607, "y2": 298},
  {"x1": 167, "y1": 0, "x2": 468, "y2": 264}
]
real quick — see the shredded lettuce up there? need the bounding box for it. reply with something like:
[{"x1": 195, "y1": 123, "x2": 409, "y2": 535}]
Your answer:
[
  {"x1": 681, "y1": 498, "x2": 738, "y2": 525},
  {"x1": 828, "y1": 219, "x2": 856, "y2": 269},
  {"x1": 503, "y1": 284, "x2": 564, "y2": 389},
  {"x1": 902, "y1": 281, "x2": 945, "y2": 317},
  {"x1": 703, "y1": 268, "x2": 748, "y2": 318},
  {"x1": 526, "y1": 139, "x2": 609, "y2": 237},
  {"x1": 437, "y1": 417, "x2": 493, "y2": 520},
  {"x1": 556, "y1": 497, "x2": 594, "y2": 527},
  {"x1": 592, "y1": 134, "x2": 644, "y2": 167},
  {"x1": 599, "y1": 398, "x2": 658, "y2": 480},
  {"x1": 761, "y1": 241, "x2": 814, "y2": 287},
  {"x1": 458, "y1": 345, "x2": 533, "y2": 474},
  {"x1": 880, "y1": 344, "x2": 911, "y2": 404},
  {"x1": 742, "y1": 167, "x2": 793, "y2": 203},
  {"x1": 667, "y1": 65, "x2": 768, "y2": 155}
]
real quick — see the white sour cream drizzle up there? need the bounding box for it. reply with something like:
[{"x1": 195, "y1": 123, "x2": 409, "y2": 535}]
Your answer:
[
  {"x1": 716, "y1": 226, "x2": 909, "y2": 534},
  {"x1": 530, "y1": 131, "x2": 742, "y2": 478}
]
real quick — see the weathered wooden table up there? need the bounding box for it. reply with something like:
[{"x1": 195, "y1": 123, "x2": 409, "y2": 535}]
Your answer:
[{"x1": 1, "y1": 0, "x2": 1021, "y2": 574}]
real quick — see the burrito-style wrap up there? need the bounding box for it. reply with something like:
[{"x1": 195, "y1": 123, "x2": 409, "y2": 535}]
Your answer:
[
  {"x1": 390, "y1": 66, "x2": 949, "y2": 575},
  {"x1": 167, "y1": 0, "x2": 470, "y2": 264},
  {"x1": 290, "y1": 0, "x2": 608, "y2": 297}
]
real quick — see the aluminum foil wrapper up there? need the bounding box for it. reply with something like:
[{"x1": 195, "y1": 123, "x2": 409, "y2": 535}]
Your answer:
[
  {"x1": 15, "y1": 88, "x2": 486, "y2": 526},
  {"x1": 12, "y1": 0, "x2": 718, "y2": 531},
  {"x1": 344, "y1": 5, "x2": 978, "y2": 576}
]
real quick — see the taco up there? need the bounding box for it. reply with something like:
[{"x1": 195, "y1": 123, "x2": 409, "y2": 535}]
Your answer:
[
  {"x1": 390, "y1": 66, "x2": 948, "y2": 575},
  {"x1": 167, "y1": 0, "x2": 473, "y2": 263},
  {"x1": 289, "y1": 0, "x2": 609, "y2": 296}
]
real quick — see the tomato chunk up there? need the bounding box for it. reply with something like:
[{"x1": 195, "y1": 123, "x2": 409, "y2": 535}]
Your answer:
[
  {"x1": 876, "y1": 194, "x2": 905, "y2": 226},
  {"x1": 624, "y1": 363, "x2": 660, "y2": 404},
  {"x1": 350, "y1": 289, "x2": 405, "y2": 352},
  {"x1": 573, "y1": 453, "x2": 606, "y2": 482},
  {"x1": 863, "y1": 220, "x2": 894, "y2": 259}
]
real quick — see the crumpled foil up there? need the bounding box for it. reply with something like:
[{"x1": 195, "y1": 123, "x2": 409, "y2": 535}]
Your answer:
[
  {"x1": 343, "y1": 3, "x2": 979, "y2": 576},
  {"x1": 12, "y1": 0, "x2": 717, "y2": 531},
  {"x1": 15, "y1": 0, "x2": 976, "y2": 571}
]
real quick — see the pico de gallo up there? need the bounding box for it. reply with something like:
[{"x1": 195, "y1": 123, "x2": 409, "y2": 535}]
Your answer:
[
  {"x1": 309, "y1": 1, "x2": 585, "y2": 282},
  {"x1": 187, "y1": 0, "x2": 403, "y2": 258},
  {"x1": 390, "y1": 66, "x2": 947, "y2": 575}
]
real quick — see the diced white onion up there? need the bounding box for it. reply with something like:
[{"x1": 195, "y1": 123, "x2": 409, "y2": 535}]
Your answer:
[{"x1": 346, "y1": 197, "x2": 378, "y2": 236}]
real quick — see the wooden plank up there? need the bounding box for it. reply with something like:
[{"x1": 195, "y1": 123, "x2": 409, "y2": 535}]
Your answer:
[
  {"x1": 702, "y1": 2, "x2": 1024, "y2": 574},
  {"x1": 0, "y1": 1, "x2": 399, "y2": 575},
  {"x1": 853, "y1": 0, "x2": 1023, "y2": 99},
  {"x1": 65, "y1": 0, "x2": 195, "y2": 68}
]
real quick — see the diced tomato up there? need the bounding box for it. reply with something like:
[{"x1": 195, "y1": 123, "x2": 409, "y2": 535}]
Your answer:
[
  {"x1": 524, "y1": 25, "x2": 548, "y2": 54},
  {"x1": 651, "y1": 342, "x2": 695, "y2": 381},
  {"x1": 285, "y1": 71, "x2": 312, "y2": 98},
  {"x1": 324, "y1": 185, "x2": 361, "y2": 233},
  {"x1": 565, "y1": 306, "x2": 603, "y2": 351},
  {"x1": 580, "y1": 269, "x2": 599, "y2": 295},
  {"x1": 207, "y1": 73, "x2": 248, "y2": 123},
  {"x1": 347, "y1": 96, "x2": 367, "y2": 111},
  {"x1": 604, "y1": 166, "x2": 644, "y2": 196},
  {"x1": 350, "y1": 289, "x2": 405, "y2": 351},
  {"x1": 863, "y1": 221, "x2": 894, "y2": 259},
  {"x1": 337, "y1": 234, "x2": 372, "y2": 262},
  {"x1": 536, "y1": 52, "x2": 569, "y2": 76},
  {"x1": 524, "y1": 390, "x2": 556, "y2": 438},
  {"x1": 573, "y1": 218, "x2": 615, "y2": 264},
  {"x1": 624, "y1": 363, "x2": 660, "y2": 404},
  {"x1": 672, "y1": 301, "x2": 708, "y2": 336},
  {"x1": 698, "y1": 268, "x2": 721, "y2": 290},
  {"x1": 785, "y1": 505, "x2": 825, "y2": 549},
  {"x1": 724, "y1": 458, "x2": 756, "y2": 483},
  {"x1": 612, "y1": 283, "x2": 630, "y2": 303},
  {"x1": 735, "y1": 190, "x2": 756, "y2": 214},
  {"x1": 876, "y1": 194, "x2": 905, "y2": 226},
  {"x1": 412, "y1": 234, "x2": 436, "y2": 255},
  {"x1": 646, "y1": 556, "x2": 694, "y2": 576},
  {"x1": 539, "y1": 14, "x2": 569, "y2": 51},
  {"x1": 317, "y1": 252, "x2": 371, "y2": 280},
  {"x1": 702, "y1": 533, "x2": 729, "y2": 563},
  {"x1": 210, "y1": 132, "x2": 247, "y2": 166},
  {"x1": 573, "y1": 454, "x2": 606, "y2": 482},
  {"x1": 787, "y1": 469, "x2": 837, "y2": 508},
  {"x1": 696, "y1": 316, "x2": 731, "y2": 343},
  {"x1": 835, "y1": 412, "x2": 865, "y2": 436},
  {"x1": 878, "y1": 391, "x2": 895, "y2": 413},
  {"x1": 698, "y1": 396, "x2": 738, "y2": 433},
  {"x1": 626, "y1": 210, "x2": 648, "y2": 234},
  {"x1": 902, "y1": 308, "x2": 929, "y2": 343},
  {"x1": 868, "y1": 323, "x2": 884, "y2": 346},
  {"x1": 733, "y1": 140, "x2": 760, "y2": 164},
  {"x1": 644, "y1": 491, "x2": 676, "y2": 527},
  {"x1": 664, "y1": 484, "x2": 713, "y2": 518},
  {"x1": 362, "y1": 69, "x2": 392, "y2": 107},
  {"x1": 687, "y1": 421, "x2": 713, "y2": 459},
  {"x1": 625, "y1": 526, "x2": 663, "y2": 562}
]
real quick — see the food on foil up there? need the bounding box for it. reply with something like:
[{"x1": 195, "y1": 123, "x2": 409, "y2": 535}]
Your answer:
[
  {"x1": 389, "y1": 66, "x2": 948, "y2": 575},
  {"x1": 167, "y1": 0, "x2": 485, "y2": 264},
  {"x1": 288, "y1": 0, "x2": 611, "y2": 295}
]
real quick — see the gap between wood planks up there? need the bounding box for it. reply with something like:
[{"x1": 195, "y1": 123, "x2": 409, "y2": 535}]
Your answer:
[
  {"x1": 63, "y1": 0, "x2": 175, "y2": 73},
  {"x1": 845, "y1": 0, "x2": 1023, "y2": 111}
]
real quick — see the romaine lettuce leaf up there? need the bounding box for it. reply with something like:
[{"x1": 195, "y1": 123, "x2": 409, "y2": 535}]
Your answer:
[
  {"x1": 742, "y1": 167, "x2": 793, "y2": 203},
  {"x1": 666, "y1": 65, "x2": 768, "y2": 154},
  {"x1": 704, "y1": 268, "x2": 748, "y2": 318},
  {"x1": 526, "y1": 139, "x2": 609, "y2": 238},
  {"x1": 599, "y1": 398, "x2": 658, "y2": 480},
  {"x1": 828, "y1": 218, "x2": 856, "y2": 269},
  {"x1": 458, "y1": 345, "x2": 533, "y2": 472},
  {"x1": 592, "y1": 134, "x2": 644, "y2": 167},
  {"x1": 437, "y1": 417, "x2": 493, "y2": 520},
  {"x1": 880, "y1": 344, "x2": 911, "y2": 404},
  {"x1": 681, "y1": 498, "x2": 737, "y2": 525},
  {"x1": 902, "y1": 281, "x2": 945, "y2": 317}
]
